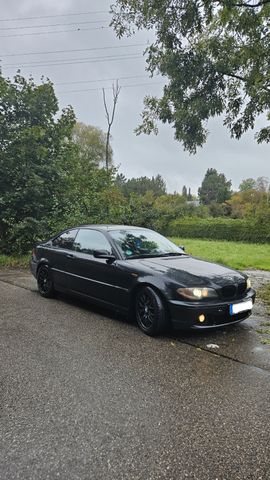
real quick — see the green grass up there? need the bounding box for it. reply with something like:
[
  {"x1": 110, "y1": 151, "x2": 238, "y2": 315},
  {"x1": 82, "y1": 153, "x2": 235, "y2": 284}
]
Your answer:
[
  {"x1": 256, "y1": 328, "x2": 270, "y2": 335},
  {"x1": 257, "y1": 284, "x2": 270, "y2": 315},
  {"x1": 259, "y1": 321, "x2": 270, "y2": 327},
  {"x1": 0, "y1": 254, "x2": 30, "y2": 269},
  {"x1": 169, "y1": 237, "x2": 270, "y2": 271}
]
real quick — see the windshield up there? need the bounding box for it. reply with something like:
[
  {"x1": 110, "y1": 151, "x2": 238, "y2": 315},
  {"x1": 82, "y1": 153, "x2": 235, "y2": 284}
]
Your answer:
[{"x1": 109, "y1": 229, "x2": 185, "y2": 259}]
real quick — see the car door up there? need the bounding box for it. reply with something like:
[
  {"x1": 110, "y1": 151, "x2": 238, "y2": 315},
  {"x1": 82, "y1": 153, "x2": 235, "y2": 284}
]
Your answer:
[
  {"x1": 67, "y1": 228, "x2": 129, "y2": 308},
  {"x1": 45, "y1": 229, "x2": 78, "y2": 290}
]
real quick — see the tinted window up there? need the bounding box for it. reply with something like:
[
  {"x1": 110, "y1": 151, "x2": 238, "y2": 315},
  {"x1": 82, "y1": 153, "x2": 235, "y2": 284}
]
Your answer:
[
  {"x1": 74, "y1": 229, "x2": 112, "y2": 255},
  {"x1": 52, "y1": 230, "x2": 78, "y2": 250}
]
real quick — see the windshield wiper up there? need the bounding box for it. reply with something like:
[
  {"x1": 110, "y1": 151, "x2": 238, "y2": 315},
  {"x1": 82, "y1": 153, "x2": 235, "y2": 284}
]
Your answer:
[
  {"x1": 162, "y1": 252, "x2": 186, "y2": 257},
  {"x1": 127, "y1": 252, "x2": 185, "y2": 259}
]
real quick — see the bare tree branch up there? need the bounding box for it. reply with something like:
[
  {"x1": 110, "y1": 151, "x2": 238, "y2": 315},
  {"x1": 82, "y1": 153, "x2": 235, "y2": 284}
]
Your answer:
[
  {"x1": 220, "y1": 71, "x2": 270, "y2": 91},
  {"x1": 110, "y1": 82, "x2": 121, "y2": 126},
  {"x1": 102, "y1": 88, "x2": 110, "y2": 124},
  {"x1": 102, "y1": 80, "x2": 121, "y2": 170}
]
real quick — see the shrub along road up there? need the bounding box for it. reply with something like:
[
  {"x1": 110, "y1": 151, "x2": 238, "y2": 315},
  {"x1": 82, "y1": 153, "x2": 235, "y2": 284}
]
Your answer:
[{"x1": 0, "y1": 270, "x2": 270, "y2": 479}]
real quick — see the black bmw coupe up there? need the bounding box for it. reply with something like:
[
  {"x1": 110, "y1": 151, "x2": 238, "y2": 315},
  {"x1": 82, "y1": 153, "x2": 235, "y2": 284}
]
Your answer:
[{"x1": 30, "y1": 225, "x2": 256, "y2": 336}]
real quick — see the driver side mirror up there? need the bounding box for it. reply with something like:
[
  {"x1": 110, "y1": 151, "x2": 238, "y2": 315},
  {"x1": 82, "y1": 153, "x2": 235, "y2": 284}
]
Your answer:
[
  {"x1": 93, "y1": 250, "x2": 116, "y2": 263},
  {"x1": 179, "y1": 245, "x2": 185, "y2": 251}
]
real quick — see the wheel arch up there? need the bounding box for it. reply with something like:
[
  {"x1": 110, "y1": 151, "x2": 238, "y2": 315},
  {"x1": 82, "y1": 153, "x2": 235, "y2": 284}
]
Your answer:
[
  {"x1": 36, "y1": 260, "x2": 50, "y2": 274},
  {"x1": 129, "y1": 281, "x2": 171, "y2": 322}
]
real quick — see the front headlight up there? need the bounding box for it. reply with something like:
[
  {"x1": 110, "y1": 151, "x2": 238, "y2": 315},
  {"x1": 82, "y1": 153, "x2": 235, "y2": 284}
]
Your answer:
[
  {"x1": 177, "y1": 287, "x2": 218, "y2": 300},
  {"x1": 246, "y1": 278, "x2": 251, "y2": 290}
]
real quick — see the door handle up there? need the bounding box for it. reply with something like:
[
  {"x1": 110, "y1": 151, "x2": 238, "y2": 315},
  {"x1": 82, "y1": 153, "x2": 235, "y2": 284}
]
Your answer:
[{"x1": 66, "y1": 253, "x2": 74, "y2": 259}]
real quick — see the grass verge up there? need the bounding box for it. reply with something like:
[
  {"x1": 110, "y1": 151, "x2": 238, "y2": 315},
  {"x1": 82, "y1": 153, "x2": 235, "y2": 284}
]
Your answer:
[
  {"x1": 0, "y1": 254, "x2": 29, "y2": 269},
  {"x1": 253, "y1": 284, "x2": 270, "y2": 345},
  {"x1": 257, "y1": 284, "x2": 270, "y2": 316},
  {"x1": 170, "y1": 237, "x2": 270, "y2": 271}
]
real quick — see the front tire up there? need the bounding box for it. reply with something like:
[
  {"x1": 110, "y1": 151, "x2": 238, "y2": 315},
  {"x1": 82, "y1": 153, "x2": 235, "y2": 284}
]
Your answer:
[
  {"x1": 135, "y1": 286, "x2": 167, "y2": 336},
  {"x1": 37, "y1": 265, "x2": 54, "y2": 298}
]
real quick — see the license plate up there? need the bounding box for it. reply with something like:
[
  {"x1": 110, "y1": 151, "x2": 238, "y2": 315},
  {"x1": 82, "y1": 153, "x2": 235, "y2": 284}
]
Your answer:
[{"x1": 229, "y1": 300, "x2": 253, "y2": 315}]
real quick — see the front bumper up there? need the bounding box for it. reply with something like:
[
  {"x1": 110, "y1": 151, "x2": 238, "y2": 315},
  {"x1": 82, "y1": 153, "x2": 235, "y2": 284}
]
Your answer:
[{"x1": 169, "y1": 289, "x2": 256, "y2": 330}]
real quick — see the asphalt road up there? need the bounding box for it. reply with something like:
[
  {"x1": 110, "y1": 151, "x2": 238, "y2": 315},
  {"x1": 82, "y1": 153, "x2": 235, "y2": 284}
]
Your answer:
[{"x1": 0, "y1": 271, "x2": 270, "y2": 480}]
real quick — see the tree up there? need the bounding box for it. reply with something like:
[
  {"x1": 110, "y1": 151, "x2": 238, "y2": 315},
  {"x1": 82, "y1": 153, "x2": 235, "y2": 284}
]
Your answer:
[
  {"x1": 0, "y1": 73, "x2": 76, "y2": 253},
  {"x1": 255, "y1": 176, "x2": 269, "y2": 192},
  {"x1": 229, "y1": 188, "x2": 268, "y2": 218},
  {"x1": 239, "y1": 176, "x2": 269, "y2": 192},
  {"x1": 198, "y1": 168, "x2": 232, "y2": 205},
  {"x1": 239, "y1": 178, "x2": 257, "y2": 192},
  {"x1": 111, "y1": 1, "x2": 270, "y2": 153},
  {"x1": 182, "y1": 185, "x2": 187, "y2": 197},
  {"x1": 119, "y1": 174, "x2": 167, "y2": 197},
  {"x1": 72, "y1": 122, "x2": 112, "y2": 168},
  {"x1": 102, "y1": 81, "x2": 121, "y2": 170},
  {"x1": 114, "y1": 173, "x2": 127, "y2": 189}
]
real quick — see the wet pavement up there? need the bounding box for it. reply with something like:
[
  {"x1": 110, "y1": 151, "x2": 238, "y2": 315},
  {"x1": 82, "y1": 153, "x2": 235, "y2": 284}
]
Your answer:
[
  {"x1": 0, "y1": 269, "x2": 270, "y2": 479},
  {"x1": 1, "y1": 268, "x2": 270, "y2": 371}
]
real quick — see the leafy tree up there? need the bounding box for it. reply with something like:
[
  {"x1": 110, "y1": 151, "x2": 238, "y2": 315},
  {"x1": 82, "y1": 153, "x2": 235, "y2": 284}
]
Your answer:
[
  {"x1": 229, "y1": 189, "x2": 268, "y2": 218},
  {"x1": 72, "y1": 122, "x2": 112, "y2": 168},
  {"x1": 0, "y1": 73, "x2": 76, "y2": 253},
  {"x1": 255, "y1": 176, "x2": 269, "y2": 192},
  {"x1": 114, "y1": 172, "x2": 127, "y2": 189},
  {"x1": 187, "y1": 188, "x2": 192, "y2": 201},
  {"x1": 120, "y1": 174, "x2": 167, "y2": 197},
  {"x1": 182, "y1": 185, "x2": 187, "y2": 197},
  {"x1": 52, "y1": 166, "x2": 116, "y2": 230},
  {"x1": 239, "y1": 178, "x2": 257, "y2": 192},
  {"x1": 120, "y1": 191, "x2": 158, "y2": 229},
  {"x1": 198, "y1": 168, "x2": 232, "y2": 205},
  {"x1": 153, "y1": 193, "x2": 186, "y2": 231},
  {"x1": 111, "y1": 1, "x2": 270, "y2": 153},
  {"x1": 209, "y1": 202, "x2": 231, "y2": 217}
]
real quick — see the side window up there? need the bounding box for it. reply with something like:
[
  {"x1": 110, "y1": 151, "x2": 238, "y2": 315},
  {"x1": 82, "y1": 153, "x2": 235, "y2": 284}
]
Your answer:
[
  {"x1": 52, "y1": 229, "x2": 78, "y2": 250},
  {"x1": 73, "y1": 229, "x2": 112, "y2": 255}
]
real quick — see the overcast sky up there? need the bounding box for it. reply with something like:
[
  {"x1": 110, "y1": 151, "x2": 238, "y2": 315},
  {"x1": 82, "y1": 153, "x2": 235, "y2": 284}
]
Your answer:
[{"x1": 1, "y1": 0, "x2": 269, "y2": 194}]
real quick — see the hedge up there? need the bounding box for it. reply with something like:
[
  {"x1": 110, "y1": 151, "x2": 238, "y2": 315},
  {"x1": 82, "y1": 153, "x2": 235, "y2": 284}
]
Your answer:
[{"x1": 167, "y1": 217, "x2": 270, "y2": 244}]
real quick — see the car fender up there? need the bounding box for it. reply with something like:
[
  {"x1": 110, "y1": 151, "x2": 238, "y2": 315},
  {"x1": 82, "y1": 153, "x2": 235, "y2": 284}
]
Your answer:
[
  {"x1": 129, "y1": 274, "x2": 170, "y2": 306},
  {"x1": 36, "y1": 257, "x2": 52, "y2": 272}
]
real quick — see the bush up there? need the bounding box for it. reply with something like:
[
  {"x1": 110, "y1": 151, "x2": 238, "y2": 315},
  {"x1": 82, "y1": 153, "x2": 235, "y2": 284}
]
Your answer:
[
  {"x1": 167, "y1": 217, "x2": 270, "y2": 243},
  {"x1": 6, "y1": 217, "x2": 52, "y2": 255}
]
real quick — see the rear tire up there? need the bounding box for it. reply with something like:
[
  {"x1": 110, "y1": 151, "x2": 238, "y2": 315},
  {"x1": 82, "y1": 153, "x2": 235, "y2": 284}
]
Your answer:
[
  {"x1": 37, "y1": 265, "x2": 54, "y2": 298},
  {"x1": 135, "y1": 286, "x2": 167, "y2": 336}
]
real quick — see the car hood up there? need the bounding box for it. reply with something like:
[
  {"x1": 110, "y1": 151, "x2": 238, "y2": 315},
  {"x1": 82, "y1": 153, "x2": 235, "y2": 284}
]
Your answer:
[{"x1": 138, "y1": 255, "x2": 246, "y2": 287}]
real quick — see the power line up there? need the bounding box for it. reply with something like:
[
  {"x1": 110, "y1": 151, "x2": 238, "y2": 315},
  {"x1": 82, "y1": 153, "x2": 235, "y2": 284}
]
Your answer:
[
  {"x1": 0, "y1": 25, "x2": 109, "y2": 38},
  {"x1": 3, "y1": 51, "x2": 143, "y2": 68},
  {"x1": 1, "y1": 19, "x2": 108, "y2": 31},
  {"x1": 58, "y1": 81, "x2": 163, "y2": 94},
  {"x1": 0, "y1": 11, "x2": 109, "y2": 22},
  {"x1": 55, "y1": 74, "x2": 149, "y2": 86},
  {"x1": 3, "y1": 53, "x2": 143, "y2": 69},
  {"x1": 0, "y1": 43, "x2": 147, "y2": 58}
]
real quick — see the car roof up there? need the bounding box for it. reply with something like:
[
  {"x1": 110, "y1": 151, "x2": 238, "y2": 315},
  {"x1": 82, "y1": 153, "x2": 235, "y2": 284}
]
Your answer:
[{"x1": 78, "y1": 224, "x2": 149, "y2": 231}]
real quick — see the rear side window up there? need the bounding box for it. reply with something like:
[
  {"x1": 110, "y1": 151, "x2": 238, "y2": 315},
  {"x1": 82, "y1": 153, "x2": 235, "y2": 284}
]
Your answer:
[
  {"x1": 52, "y1": 229, "x2": 78, "y2": 250},
  {"x1": 74, "y1": 229, "x2": 112, "y2": 255}
]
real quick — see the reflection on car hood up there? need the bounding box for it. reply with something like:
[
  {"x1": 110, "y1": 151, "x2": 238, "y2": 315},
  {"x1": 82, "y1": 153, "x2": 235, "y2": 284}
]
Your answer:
[{"x1": 138, "y1": 255, "x2": 246, "y2": 287}]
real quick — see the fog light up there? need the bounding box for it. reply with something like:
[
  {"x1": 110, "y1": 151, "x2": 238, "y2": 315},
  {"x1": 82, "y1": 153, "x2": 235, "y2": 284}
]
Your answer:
[{"x1": 198, "y1": 314, "x2": 205, "y2": 323}]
